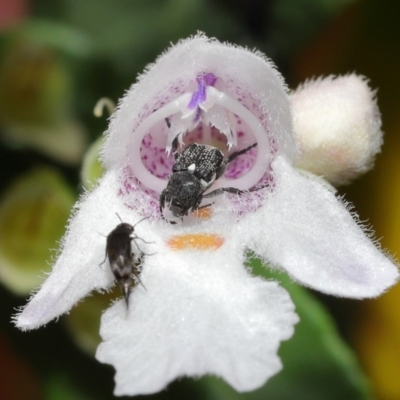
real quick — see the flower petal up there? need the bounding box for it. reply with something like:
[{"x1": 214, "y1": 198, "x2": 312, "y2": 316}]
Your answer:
[
  {"x1": 246, "y1": 157, "x2": 398, "y2": 298},
  {"x1": 103, "y1": 33, "x2": 295, "y2": 196},
  {"x1": 96, "y1": 245, "x2": 298, "y2": 396},
  {"x1": 14, "y1": 170, "x2": 151, "y2": 330}
]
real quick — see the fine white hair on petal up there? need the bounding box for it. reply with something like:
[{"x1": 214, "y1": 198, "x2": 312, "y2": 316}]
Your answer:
[
  {"x1": 245, "y1": 156, "x2": 398, "y2": 298},
  {"x1": 14, "y1": 170, "x2": 151, "y2": 330},
  {"x1": 102, "y1": 33, "x2": 296, "y2": 181},
  {"x1": 290, "y1": 74, "x2": 383, "y2": 186},
  {"x1": 96, "y1": 244, "x2": 298, "y2": 396}
]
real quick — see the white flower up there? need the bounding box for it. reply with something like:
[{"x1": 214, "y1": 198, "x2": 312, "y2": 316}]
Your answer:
[{"x1": 14, "y1": 34, "x2": 398, "y2": 396}]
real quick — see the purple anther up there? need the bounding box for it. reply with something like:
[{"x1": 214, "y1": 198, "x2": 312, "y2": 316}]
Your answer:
[
  {"x1": 198, "y1": 72, "x2": 217, "y2": 86},
  {"x1": 188, "y1": 83, "x2": 206, "y2": 110},
  {"x1": 187, "y1": 72, "x2": 217, "y2": 112}
]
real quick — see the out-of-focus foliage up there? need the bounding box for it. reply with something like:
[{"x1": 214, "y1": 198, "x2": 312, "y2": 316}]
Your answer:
[
  {"x1": 0, "y1": 0, "x2": 398, "y2": 399},
  {"x1": 65, "y1": 289, "x2": 118, "y2": 355},
  {"x1": 0, "y1": 333, "x2": 43, "y2": 400},
  {"x1": 268, "y1": 0, "x2": 354, "y2": 56},
  {"x1": 289, "y1": 1, "x2": 400, "y2": 399},
  {"x1": 0, "y1": 167, "x2": 75, "y2": 294},
  {"x1": 44, "y1": 375, "x2": 91, "y2": 400},
  {"x1": 55, "y1": 0, "x2": 244, "y2": 76},
  {"x1": 0, "y1": 22, "x2": 88, "y2": 163},
  {"x1": 80, "y1": 135, "x2": 105, "y2": 191}
]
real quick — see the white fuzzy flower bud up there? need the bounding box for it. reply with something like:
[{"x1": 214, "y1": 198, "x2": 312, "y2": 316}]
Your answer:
[{"x1": 290, "y1": 74, "x2": 382, "y2": 186}]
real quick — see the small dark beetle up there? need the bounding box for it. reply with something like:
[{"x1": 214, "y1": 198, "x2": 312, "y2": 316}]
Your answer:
[
  {"x1": 101, "y1": 215, "x2": 149, "y2": 307},
  {"x1": 160, "y1": 136, "x2": 258, "y2": 223}
]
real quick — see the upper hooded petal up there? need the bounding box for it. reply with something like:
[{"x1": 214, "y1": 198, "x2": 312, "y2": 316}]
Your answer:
[
  {"x1": 245, "y1": 157, "x2": 398, "y2": 298},
  {"x1": 14, "y1": 170, "x2": 153, "y2": 330},
  {"x1": 96, "y1": 239, "x2": 298, "y2": 396},
  {"x1": 102, "y1": 33, "x2": 296, "y2": 195}
]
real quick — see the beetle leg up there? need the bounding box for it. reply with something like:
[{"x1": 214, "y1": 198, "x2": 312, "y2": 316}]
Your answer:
[
  {"x1": 196, "y1": 202, "x2": 213, "y2": 210},
  {"x1": 171, "y1": 135, "x2": 180, "y2": 160},
  {"x1": 159, "y1": 191, "x2": 166, "y2": 214},
  {"x1": 134, "y1": 251, "x2": 144, "y2": 267},
  {"x1": 133, "y1": 237, "x2": 155, "y2": 245},
  {"x1": 131, "y1": 259, "x2": 147, "y2": 290},
  {"x1": 226, "y1": 142, "x2": 257, "y2": 163},
  {"x1": 203, "y1": 183, "x2": 267, "y2": 199},
  {"x1": 203, "y1": 187, "x2": 244, "y2": 198},
  {"x1": 131, "y1": 233, "x2": 154, "y2": 245},
  {"x1": 131, "y1": 237, "x2": 156, "y2": 257},
  {"x1": 215, "y1": 143, "x2": 257, "y2": 179}
]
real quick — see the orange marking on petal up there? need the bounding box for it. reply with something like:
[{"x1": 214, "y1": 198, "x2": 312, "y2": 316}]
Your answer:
[
  {"x1": 191, "y1": 207, "x2": 213, "y2": 219},
  {"x1": 167, "y1": 233, "x2": 224, "y2": 250}
]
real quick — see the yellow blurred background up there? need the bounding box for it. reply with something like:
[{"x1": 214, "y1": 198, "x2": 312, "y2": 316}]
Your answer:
[{"x1": 290, "y1": 1, "x2": 400, "y2": 399}]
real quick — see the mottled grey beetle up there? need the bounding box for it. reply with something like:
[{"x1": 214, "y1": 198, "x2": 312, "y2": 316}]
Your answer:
[{"x1": 160, "y1": 136, "x2": 258, "y2": 223}]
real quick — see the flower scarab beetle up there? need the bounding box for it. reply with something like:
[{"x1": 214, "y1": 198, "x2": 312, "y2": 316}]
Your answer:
[{"x1": 160, "y1": 135, "x2": 258, "y2": 223}]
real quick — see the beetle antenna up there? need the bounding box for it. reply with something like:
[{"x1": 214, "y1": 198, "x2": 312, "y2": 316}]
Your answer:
[
  {"x1": 115, "y1": 213, "x2": 123, "y2": 223},
  {"x1": 132, "y1": 216, "x2": 151, "y2": 229},
  {"x1": 99, "y1": 251, "x2": 107, "y2": 268},
  {"x1": 133, "y1": 236, "x2": 154, "y2": 245}
]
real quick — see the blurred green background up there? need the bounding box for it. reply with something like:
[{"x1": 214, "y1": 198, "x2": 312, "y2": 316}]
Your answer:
[{"x1": 0, "y1": 0, "x2": 399, "y2": 399}]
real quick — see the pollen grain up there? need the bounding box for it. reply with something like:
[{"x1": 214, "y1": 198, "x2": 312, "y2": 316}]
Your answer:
[{"x1": 167, "y1": 233, "x2": 224, "y2": 250}]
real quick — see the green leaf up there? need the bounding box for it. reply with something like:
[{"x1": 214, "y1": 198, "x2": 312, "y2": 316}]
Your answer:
[
  {"x1": 198, "y1": 258, "x2": 373, "y2": 400},
  {"x1": 45, "y1": 375, "x2": 93, "y2": 400},
  {"x1": 60, "y1": 0, "x2": 242, "y2": 75},
  {"x1": 270, "y1": 0, "x2": 356, "y2": 55},
  {"x1": 0, "y1": 38, "x2": 88, "y2": 164},
  {"x1": 0, "y1": 168, "x2": 76, "y2": 295},
  {"x1": 1, "y1": 19, "x2": 93, "y2": 58},
  {"x1": 64, "y1": 289, "x2": 118, "y2": 355},
  {"x1": 2, "y1": 119, "x2": 87, "y2": 165},
  {"x1": 0, "y1": 39, "x2": 72, "y2": 125},
  {"x1": 80, "y1": 135, "x2": 105, "y2": 191}
]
